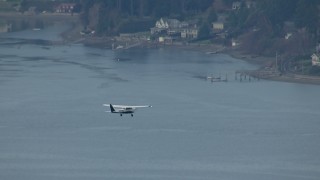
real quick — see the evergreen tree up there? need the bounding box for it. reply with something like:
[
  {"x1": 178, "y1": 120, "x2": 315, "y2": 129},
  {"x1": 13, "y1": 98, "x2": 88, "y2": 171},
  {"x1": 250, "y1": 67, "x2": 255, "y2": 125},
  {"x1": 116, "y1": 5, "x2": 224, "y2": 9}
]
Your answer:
[
  {"x1": 198, "y1": 22, "x2": 210, "y2": 39},
  {"x1": 256, "y1": 0, "x2": 298, "y2": 35},
  {"x1": 295, "y1": 0, "x2": 319, "y2": 35},
  {"x1": 207, "y1": 8, "x2": 217, "y2": 23}
]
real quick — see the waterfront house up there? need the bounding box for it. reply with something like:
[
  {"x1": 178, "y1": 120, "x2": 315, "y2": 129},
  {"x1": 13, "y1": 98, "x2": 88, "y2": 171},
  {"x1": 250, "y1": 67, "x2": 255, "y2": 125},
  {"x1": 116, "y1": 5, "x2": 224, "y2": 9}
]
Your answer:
[
  {"x1": 151, "y1": 18, "x2": 198, "y2": 40},
  {"x1": 151, "y1": 18, "x2": 188, "y2": 35},
  {"x1": 151, "y1": 18, "x2": 180, "y2": 34},
  {"x1": 0, "y1": 23, "x2": 12, "y2": 33},
  {"x1": 232, "y1": 1, "x2": 255, "y2": 10},
  {"x1": 232, "y1": 39, "x2": 240, "y2": 47},
  {"x1": 181, "y1": 27, "x2": 198, "y2": 39},
  {"x1": 245, "y1": 0, "x2": 256, "y2": 9},
  {"x1": 158, "y1": 36, "x2": 173, "y2": 44},
  {"x1": 232, "y1": 1, "x2": 241, "y2": 10},
  {"x1": 55, "y1": 3, "x2": 75, "y2": 13},
  {"x1": 311, "y1": 54, "x2": 320, "y2": 66},
  {"x1": 212, "y1": 22, "x2": 224, "y2": 32}
]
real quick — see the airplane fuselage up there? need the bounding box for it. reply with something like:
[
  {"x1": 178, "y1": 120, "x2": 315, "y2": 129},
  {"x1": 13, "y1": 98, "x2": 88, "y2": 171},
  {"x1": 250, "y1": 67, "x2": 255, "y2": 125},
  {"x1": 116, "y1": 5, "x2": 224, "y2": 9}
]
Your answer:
[{"x1": 103, "y1": 104, "x2": 151, "y2": 117}]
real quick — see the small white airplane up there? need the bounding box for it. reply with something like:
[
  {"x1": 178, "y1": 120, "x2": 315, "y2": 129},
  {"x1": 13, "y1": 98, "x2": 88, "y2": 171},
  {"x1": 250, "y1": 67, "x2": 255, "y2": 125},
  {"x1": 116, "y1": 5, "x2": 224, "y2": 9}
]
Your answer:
[{"x1": 103, "y1": 104, "x2": 152, "y2": 117}]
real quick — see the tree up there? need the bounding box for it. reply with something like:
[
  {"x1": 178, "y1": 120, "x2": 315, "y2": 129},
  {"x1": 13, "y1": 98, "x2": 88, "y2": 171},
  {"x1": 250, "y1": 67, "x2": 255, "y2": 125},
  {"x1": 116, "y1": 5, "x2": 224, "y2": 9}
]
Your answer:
[
  {"x1": 295, "y1": 0, "x2": 319, "y2": 35},
  {"x1": 227, "y1": 2, "x2": 249, "y2": 30},
  {"x1": 256, "y1": 0, "x2": 298, "y2": 36},
  {"x1": 72, "y1": 3, "x2": 82, "y2": 13},
  {"x1": 79, "y1": 0, "x2": 216, "y2": 35},
  {"x1": 222, "y1": 0, "x2": 233, "y2": 6},
  {"x1": 207, "y1": 8, "x2": 217, "y2": 23},
  {"x1": 198, "y1": 22, "x2": 211, "y2": 39},
  {"x1": 153, "y1": 0, "x2": 171, "y2": 18}
]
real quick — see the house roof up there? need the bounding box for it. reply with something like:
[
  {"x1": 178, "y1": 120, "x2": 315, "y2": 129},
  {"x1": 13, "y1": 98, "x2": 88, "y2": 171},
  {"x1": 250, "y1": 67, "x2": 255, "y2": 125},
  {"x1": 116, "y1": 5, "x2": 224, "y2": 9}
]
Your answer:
[{"x1": 155, "y1": 18, "x2": 184, "y2": 29}]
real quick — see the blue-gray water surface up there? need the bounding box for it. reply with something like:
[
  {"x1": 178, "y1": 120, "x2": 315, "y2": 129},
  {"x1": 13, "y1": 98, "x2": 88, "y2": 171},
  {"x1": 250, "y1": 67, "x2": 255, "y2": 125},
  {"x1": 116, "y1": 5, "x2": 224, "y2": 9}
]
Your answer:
[{"x1": 1, "y1": 26, "x2": 320, "y2": 180}]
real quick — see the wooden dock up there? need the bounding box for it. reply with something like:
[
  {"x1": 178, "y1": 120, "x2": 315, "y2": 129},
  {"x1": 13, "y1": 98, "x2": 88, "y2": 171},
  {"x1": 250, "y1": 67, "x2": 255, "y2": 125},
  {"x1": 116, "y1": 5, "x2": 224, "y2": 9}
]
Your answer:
[{"x1": 235, "y1": 69, "x2": 281, "y2": 82}]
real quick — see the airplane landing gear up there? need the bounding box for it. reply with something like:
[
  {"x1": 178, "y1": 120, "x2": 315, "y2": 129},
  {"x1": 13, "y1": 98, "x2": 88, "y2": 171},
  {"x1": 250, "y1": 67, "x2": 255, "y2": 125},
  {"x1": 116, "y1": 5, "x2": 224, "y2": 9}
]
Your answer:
[
  {"x1": 120, "y1": 114, "x2": 122, "y2": 116},
  {"x1": 131, "y1": 114, "x2": 133, "y2": 117}
]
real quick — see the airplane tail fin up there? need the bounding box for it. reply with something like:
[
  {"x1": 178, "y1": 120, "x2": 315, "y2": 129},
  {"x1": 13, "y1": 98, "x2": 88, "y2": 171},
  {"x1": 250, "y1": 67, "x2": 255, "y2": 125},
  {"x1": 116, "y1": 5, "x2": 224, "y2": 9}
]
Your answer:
[{"x1": 110, "y1": 104, "x2": 116, "y2": 113}]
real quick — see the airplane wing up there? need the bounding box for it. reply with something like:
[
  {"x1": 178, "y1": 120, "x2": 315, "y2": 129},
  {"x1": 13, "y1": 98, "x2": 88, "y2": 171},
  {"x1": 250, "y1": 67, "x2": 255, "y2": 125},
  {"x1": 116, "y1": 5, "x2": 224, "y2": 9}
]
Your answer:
[
  {"x1": 103, "y1": 104, "x2": 152, "y2": 109},
  {"x1": 127, "y1": 105, "x2": 152, "y2": 108}
]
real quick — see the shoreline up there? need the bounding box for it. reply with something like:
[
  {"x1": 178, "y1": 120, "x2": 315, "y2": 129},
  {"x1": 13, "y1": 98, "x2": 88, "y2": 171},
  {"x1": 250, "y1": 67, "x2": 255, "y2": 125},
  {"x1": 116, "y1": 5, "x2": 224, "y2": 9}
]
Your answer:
[
  {"x1": 3, "y1": 17, "x2": 319, "y2": 86},
  {"x1": 70, "y1": 35, "x2": 320, "y2": 86},
  {"x1": 1, "y1": 12, "x2": 319, "y2": 85},
  {"x1": 154, "y1": 43, "x2": 319, "y2": 85},
  {"x1": 155, "y1": 44, "x2": 320, "y2": 85}
]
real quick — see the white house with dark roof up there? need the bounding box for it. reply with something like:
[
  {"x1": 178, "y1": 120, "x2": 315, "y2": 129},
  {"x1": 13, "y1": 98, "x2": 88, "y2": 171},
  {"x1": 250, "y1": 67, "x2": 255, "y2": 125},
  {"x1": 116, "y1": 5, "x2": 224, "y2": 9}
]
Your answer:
[
  {"x1": 151, "y1": 18, "x2": 199, "y2": 40},
  {"x1": 311, "y1": 54, "x2": 320, "y2": 66},
  {"x1": 212, "y1": 22, "x2": 224, "y2": 32},
  {"x1": 181, "y1": 27, "x2": 198, "y2": 39},
  {"x1": 232, "y1": 1, "x2": 241, "y2": 10},
  {"x1": 55, "y1": 3, "x2": 75, "y2": 13}
]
